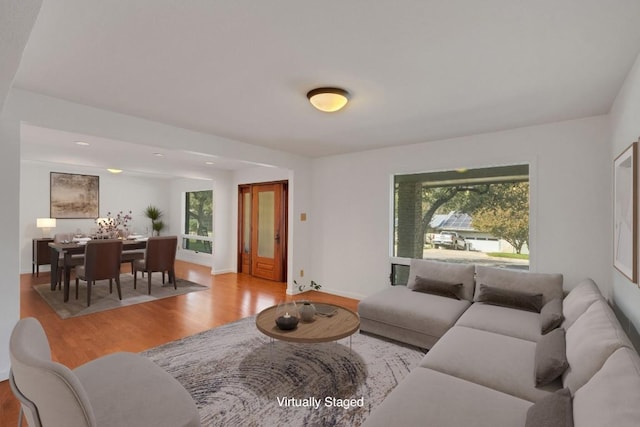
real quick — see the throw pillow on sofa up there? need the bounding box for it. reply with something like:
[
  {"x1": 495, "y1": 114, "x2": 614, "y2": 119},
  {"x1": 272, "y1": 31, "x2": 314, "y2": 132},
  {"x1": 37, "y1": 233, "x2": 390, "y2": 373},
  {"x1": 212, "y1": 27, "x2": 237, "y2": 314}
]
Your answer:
[
  {"x1": 474, "y1": 265, "x2": 563, "y2": 305},
  {"x1": 407, "y1": 259, "x2": 476, "y2": 301},
  {"x1": 476, "y1": 284, "x2": 544, "y2": 313},
  {"x1": 412, "y1": 276, "x2": 463, "y2": 300},
  {"x1": 525, "y1": 387, "x2": 573, "y2": 427},
  {"x1": 541, "y1": 298, "x2": 564, "y2": 334},
  {"x1": 535, "y1": 328, "x2": 569, "y2": 386}
]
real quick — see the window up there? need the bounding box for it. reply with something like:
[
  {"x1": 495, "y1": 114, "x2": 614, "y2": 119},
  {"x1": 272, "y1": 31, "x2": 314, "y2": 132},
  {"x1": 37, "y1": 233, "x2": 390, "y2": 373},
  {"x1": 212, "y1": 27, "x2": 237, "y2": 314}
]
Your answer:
[
  {"x1": 183, "y1": 190, "x2": 213, "y2": 254},
  {"x1": 393, "y1": 164, "x2": 529, "y2": 274}
]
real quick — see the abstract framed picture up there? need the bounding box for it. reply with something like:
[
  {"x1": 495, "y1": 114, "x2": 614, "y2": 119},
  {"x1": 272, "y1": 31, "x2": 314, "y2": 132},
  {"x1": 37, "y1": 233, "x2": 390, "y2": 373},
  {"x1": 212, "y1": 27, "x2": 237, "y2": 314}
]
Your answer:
[
  {"x1": 613, "y1": 142, "x2": 637, "y2": 283},
  {"x1": 50, "y1": 172, "x2": 99, "y2": 219}
]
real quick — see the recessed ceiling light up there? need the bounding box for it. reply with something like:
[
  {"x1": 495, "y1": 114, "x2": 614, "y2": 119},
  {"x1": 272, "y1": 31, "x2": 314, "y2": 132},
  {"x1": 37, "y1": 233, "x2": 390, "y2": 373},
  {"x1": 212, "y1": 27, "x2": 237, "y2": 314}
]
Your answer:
[
  {"x1": 75, "y1": 141, "x2": 90, "y2": 146},
  {"x1": 107, "y1": 168, "x2": 123, "y2": 174},
  {"x1": 153, "y1": 152, "x2": 164, "y2": 157},
  {"x1": 205, "y1": 161, "x2": 214, "y2": 165}
]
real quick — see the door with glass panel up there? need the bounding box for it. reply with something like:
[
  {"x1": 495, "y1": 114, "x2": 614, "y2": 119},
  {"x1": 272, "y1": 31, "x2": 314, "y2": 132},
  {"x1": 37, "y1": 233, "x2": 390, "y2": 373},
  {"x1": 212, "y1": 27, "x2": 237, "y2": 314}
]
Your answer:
[{"x1": 238, "y1": 182, "x2": 287, "y2": 281}]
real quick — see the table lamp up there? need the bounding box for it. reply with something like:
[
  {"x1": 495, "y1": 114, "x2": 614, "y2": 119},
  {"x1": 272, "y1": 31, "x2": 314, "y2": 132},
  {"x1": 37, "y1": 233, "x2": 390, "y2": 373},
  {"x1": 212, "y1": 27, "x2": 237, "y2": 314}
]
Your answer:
[{"x1": 36, "y1": 218, "x2": 56, "y2": 238}]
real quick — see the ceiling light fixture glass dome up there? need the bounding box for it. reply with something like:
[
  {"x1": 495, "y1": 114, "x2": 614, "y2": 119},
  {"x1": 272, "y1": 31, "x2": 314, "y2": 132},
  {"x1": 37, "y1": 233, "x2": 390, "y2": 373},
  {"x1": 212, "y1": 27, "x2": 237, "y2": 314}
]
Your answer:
[{"x1": 306, "y1": 87, "x2": 350, "y2": 112}]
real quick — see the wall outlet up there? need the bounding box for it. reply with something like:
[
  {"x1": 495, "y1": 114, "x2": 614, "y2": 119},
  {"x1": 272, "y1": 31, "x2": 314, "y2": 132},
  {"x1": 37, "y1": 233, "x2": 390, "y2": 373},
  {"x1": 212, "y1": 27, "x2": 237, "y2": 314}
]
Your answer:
[
  {"x1": 300, "y1": 269, "x2": 304, "y2": 277},
  {"x1": 300, "y1": 213, "x2": 307, "y2": 221}
]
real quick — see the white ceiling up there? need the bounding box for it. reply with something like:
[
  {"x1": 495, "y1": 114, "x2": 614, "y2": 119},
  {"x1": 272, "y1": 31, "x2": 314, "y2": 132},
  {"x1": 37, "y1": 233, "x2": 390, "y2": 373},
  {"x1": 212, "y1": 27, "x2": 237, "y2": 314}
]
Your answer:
[
  {"x1": 20, "y1": 124, "x2": 272, "y2": 180},
  {"x1": 12, "y1": 0, "x2": 640, "y2": 173}
]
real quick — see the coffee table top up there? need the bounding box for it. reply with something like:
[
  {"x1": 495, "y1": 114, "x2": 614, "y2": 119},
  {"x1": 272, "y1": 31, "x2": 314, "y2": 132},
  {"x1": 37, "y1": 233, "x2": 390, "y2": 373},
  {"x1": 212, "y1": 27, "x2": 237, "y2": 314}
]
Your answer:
[{"x1": 256, "y1": 302, "x2": 360, "y2": 343}]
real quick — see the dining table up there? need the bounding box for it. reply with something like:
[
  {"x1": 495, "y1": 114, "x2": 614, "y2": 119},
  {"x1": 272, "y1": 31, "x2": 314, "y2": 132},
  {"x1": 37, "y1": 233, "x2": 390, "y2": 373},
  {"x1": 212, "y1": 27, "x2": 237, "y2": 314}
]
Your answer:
[{"x1": 49, "y1": 239, "x2": 148, "y2": 302}]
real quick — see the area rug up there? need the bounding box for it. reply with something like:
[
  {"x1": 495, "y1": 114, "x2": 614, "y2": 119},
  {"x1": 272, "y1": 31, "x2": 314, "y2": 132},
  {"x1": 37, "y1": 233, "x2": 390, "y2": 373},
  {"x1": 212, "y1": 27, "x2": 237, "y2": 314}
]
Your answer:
[
  {"x1": 33, "y1": 274, "x2": 208, "y2": 319},
  {"x1": 142, "y1": 316, "x2": 425, "y2": 427}
]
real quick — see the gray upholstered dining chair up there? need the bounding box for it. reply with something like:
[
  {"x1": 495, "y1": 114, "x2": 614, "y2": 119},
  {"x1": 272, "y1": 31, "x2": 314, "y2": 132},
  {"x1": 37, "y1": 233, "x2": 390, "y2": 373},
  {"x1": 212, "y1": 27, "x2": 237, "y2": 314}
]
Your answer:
[
  {"x1": 9, "y1": 317, "x2": 201, "y2": 427},
  {"x1": 133, "y1": 236, "x2": 178, "y2": 295},
  {"x1": 75, "y1": 239, "x2": 122, "y2": 307}
]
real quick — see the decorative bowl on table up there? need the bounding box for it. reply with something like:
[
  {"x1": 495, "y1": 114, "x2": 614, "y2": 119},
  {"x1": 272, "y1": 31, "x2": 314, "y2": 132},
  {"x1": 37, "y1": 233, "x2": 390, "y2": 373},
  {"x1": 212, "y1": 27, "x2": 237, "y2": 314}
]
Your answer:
[{"x1": 275, "y1": 301, "x2": 299, "y2": 330}]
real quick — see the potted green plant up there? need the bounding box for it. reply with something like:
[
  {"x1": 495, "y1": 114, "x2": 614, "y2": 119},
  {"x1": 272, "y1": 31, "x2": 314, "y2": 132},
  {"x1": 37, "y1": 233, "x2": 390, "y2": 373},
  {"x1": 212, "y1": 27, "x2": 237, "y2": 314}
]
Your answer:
[
  {"x1": 293, "y1": 280, "x2": 321, "y2": 321},
  {"x1": 294, "y1": 280, "x2": 321, "y2": 293},
  {"x1": 144, "y1": 205, "x2": 165, "y2": 236}
]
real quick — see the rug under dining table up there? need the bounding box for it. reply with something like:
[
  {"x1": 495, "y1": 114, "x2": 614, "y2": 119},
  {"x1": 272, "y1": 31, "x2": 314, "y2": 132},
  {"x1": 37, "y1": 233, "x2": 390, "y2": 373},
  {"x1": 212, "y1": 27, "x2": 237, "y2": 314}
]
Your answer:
[{"x1": 33, "y1": 273, "x2": 208, "y2": 319}]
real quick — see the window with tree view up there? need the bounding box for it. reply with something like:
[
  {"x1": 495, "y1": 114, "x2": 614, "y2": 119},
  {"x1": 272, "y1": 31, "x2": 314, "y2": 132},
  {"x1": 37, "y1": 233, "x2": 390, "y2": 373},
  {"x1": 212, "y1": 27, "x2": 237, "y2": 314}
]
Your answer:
[
  {"x1": 183, "y1": 190, "x2": 213, "y2": 254},
  {"x1": 393, "y1": 164, "x2": 529, "y2": 273}
]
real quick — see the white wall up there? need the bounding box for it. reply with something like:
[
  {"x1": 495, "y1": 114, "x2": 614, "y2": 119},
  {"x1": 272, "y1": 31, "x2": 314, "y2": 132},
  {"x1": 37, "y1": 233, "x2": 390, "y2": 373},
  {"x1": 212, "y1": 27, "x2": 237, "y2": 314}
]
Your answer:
[
  {"x1": 0, "y1": 0, "x2": 44, "y2": 379},
  {"x1": 311, "y1": 116, "x2": 611, "y2": 300},
  {"x1": 0, "y1": 118, "x2": 22, "y2": 380},
  {"x1": 610, "y1": 50, "x2": 640, "y2": 336},
  {"x1": 19, "y1": 161, "x2": 171, "y2": 274}
]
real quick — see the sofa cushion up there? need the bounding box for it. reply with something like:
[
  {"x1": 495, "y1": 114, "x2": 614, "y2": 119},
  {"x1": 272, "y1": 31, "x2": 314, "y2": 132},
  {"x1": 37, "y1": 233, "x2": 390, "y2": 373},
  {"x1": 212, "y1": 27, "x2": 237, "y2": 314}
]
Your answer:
[
  {"x1": 561, "y1": 278, "x2": 603, "y2": 329},
  {"x1": 358, "y1": 286, "x2": 471, "y2": 348},
  {"x1": 572, "y1": 347, "x2": 640, "y2": 427},
  {"x1": 562, "y1": 299, "x2": 633, "y2": 394},
  {"x1": 362, "y1": 367, "x2": 531, "y2": 427},
  {"x1": 407, "y1": 259, "x2": 476, "y2": 301},
  {"x1": 413, "y1": 276, "x2": 463, "y2": 300},
  {"x1": 535, "y1": 328, "x2": 569, "y2": 386},
  {"x1": 420, "y1": 326, "x2": 560, "y2": 402},
  {"x1": 525, "y1": 388, "x2": 573, "y2": 427},
  {"x1": 540, "y1": 298, "x2": 564, "y2": 334},
  {"x1": 476, "y1": 284, "x2": 544, "y2": 313},
  {"x1": 455, "y1": 302, "x2": 542, "y2": 342},
  {"x1": 475, "y1": 265, "x2": 563, "y2": 305}
]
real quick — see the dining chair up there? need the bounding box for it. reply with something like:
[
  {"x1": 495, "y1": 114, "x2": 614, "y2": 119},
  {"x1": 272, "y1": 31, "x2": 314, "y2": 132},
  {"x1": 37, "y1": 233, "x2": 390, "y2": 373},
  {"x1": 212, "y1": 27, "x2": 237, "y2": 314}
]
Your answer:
[
  {"x1": 9, "y1": 317, "x2": 202, "y2": 427},
  {"x1": 53, "y1": 233, "x2": 84, "y2": 290},
  {"x1": 75, "y1": 239, "x2": 123, "y2": 307},
  {"x1": 121, "y1": 249, "x2": 145, "y2": 274},
  {"x1": 133, "y1": 236, "x2": 178, "y2": 295}
]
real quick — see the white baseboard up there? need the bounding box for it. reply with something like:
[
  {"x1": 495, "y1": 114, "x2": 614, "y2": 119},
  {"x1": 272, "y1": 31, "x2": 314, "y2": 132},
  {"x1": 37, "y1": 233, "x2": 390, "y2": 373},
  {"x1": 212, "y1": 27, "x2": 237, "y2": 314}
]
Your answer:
[
  {"x1": 287, "y1": 287, "x2": 365, "y2": 301},
  {"x1": 212, "y1": 268, "x2": 234, "y2": 275}
]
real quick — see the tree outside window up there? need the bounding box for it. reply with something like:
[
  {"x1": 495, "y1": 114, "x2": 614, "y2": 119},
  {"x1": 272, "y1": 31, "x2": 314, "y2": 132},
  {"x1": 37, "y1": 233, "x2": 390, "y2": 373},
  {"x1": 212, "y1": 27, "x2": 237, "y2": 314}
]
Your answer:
[
  {"x1": 184, "y1": 190, "x2": 213, "y2": 254},
  {"x1": 393, "y1": 165, "x2": 529, "y2": 273}
]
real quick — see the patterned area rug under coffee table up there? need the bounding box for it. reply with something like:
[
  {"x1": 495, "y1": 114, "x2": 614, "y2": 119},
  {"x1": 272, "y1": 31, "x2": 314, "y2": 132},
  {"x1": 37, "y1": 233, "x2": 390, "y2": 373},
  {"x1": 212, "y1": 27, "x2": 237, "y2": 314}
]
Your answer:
[{"x1": 142, "y1": 316, "x2": 425, "y2": 427}]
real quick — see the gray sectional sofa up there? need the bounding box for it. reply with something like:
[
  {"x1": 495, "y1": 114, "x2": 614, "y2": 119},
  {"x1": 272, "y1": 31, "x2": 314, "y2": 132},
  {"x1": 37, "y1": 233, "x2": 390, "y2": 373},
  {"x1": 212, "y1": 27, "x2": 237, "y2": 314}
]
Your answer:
[{"x1": 358, "y1": 259, "x2": 640, "y2": 427}]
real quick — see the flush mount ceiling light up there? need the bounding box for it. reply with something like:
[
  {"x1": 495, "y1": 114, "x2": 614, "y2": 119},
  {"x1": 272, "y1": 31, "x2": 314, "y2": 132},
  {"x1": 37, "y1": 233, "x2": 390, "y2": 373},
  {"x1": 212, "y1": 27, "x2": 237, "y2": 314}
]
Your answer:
[
  {"x1": 306, "y1": 87, "x2": 350, "y2": 112},
  {"x1": 107, "y1": 168, "x2": 123, "y2": 174}
]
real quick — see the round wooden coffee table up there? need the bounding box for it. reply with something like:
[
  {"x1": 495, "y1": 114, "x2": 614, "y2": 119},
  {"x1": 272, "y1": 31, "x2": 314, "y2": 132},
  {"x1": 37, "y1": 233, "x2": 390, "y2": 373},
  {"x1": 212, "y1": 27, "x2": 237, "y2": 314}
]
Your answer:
[{"x1": 256, "y1": 302, "x2": 360, "y2": 346}]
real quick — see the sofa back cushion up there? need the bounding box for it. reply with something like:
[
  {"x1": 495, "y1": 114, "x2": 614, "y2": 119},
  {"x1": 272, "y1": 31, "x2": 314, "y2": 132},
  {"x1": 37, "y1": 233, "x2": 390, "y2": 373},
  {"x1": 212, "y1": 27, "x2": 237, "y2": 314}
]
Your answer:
[
  {"x1": 474, "y1": 266, "x2": 563, "y2": 305},
  {"x1": 572, "y1": 347, "x2": 640, "y2": 427},
  {"x1": 407, "y1": 259, "x2": 475, "y2": 301},
  {"x1": 561, "y1": 278, "x2": 603, "y2": 329},
  {"x1": 562, "y1": 299, "x2": 632, "y2": 394}
]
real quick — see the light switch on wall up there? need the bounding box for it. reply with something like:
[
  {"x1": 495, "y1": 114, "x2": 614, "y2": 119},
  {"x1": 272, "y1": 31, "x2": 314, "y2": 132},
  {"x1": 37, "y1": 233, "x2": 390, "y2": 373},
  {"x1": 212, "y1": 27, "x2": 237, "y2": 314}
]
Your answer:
[{"x1": 300, "y1": 213, "x2": 307, "y2": 221}]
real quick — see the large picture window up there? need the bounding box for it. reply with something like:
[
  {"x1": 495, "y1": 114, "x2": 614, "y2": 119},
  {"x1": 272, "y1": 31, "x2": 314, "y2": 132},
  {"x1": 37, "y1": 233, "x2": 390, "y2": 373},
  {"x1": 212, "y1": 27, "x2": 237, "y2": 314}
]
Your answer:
[
  {"x1": 393, "y1": 164, "x2": 530, "y2": 272},
  {"x1": 183, "y1": 190, "x2": 213, "y2": 254}
]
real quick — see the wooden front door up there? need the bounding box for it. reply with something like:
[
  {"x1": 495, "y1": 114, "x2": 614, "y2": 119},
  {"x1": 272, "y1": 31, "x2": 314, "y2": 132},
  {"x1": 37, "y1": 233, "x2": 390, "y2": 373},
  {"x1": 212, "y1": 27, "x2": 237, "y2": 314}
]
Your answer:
[{"x1": 238, "y1": 182, "x2": 287, "y2": 281}]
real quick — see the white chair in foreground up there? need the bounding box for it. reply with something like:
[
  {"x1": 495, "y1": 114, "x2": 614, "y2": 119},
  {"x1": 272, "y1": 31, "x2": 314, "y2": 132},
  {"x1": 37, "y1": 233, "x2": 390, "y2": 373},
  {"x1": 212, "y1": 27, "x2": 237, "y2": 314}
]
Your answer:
[{"x1": 9, "y1": 317, "x2": 201, "y2": 427}]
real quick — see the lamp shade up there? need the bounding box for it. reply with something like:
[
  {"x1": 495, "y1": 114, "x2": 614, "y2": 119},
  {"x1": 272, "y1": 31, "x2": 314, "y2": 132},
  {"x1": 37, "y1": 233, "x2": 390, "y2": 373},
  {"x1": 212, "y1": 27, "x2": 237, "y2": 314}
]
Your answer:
[
  {"x1": 307, "y1": 87, "x2": 349, "y2": 112},
  {"x1": 36, "y1": 218, "x2": 56, "y2": 228}
]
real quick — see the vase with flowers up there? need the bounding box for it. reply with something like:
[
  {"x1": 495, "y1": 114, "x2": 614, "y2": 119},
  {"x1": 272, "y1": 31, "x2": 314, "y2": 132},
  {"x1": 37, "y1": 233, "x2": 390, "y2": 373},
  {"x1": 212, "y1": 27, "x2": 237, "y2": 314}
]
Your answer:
[{"x1": 97, "y1": 210, "x2": 132, "y2": 238}]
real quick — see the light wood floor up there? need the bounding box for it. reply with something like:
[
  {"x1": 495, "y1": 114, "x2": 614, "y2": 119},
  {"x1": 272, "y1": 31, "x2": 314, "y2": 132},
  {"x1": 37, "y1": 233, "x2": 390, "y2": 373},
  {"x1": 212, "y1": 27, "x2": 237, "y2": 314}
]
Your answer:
[{"x1": 0, "y1": 260, "x2": 359, "y2": 426}]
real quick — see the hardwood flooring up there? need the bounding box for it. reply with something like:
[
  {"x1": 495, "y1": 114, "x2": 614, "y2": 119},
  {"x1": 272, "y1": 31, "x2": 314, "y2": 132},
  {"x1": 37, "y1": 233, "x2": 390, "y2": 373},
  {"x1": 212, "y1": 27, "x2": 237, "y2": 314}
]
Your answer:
[{"x1": 0, "y1": 261, "x2": 359, "y2": 426}]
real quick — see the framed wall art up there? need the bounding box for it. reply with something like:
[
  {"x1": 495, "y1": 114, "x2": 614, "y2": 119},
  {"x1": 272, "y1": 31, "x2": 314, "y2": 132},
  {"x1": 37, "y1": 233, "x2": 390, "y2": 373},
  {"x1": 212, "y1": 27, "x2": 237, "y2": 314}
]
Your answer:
[
  {"x1": 50, "y1": 172, "x2": 99, "y2": 219},
  {"x1": 613, "y1": 142, "x2": 637, "y2": 283}
]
